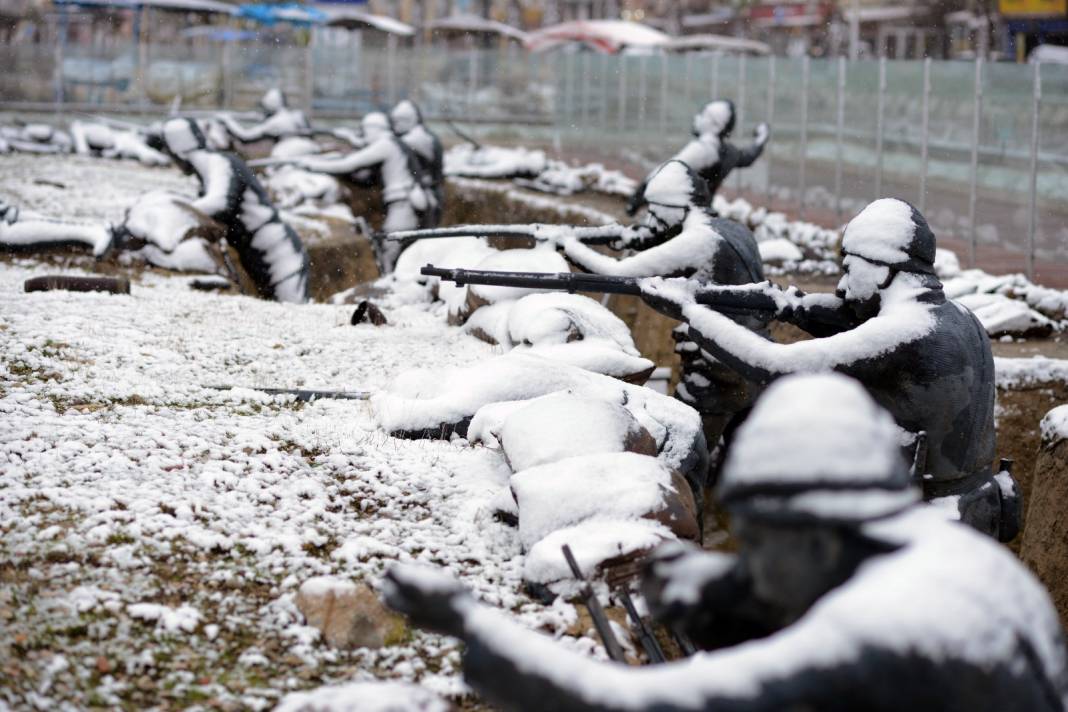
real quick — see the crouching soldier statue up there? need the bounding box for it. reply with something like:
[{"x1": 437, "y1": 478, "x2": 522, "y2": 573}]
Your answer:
[
  {"x1": 383, "y1": 373, "x2": 1068, "y2": 712},
  {"x1": 639, "y1": 198, "x2": 1019, "y2": 541},
  {"x1": 157, "y1": 117, "x2": 310, "y2": 303}
]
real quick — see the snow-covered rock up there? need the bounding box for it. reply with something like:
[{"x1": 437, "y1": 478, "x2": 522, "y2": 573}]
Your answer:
[{"x1": 295, "y1": 577, "x2": 405, "y2": 650}]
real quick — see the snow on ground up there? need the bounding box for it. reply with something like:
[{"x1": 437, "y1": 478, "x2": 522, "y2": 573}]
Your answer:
[{"x1": 0, "y1": 155, "x2": 600, "y2": 710}]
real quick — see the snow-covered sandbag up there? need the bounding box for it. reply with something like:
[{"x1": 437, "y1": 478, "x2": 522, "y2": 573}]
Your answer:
[
  {"x1": 758, "y1": 237, "x2": 803, "y2": 265},
  {"x1": 523, "y1": 518, "x2": 673, "y2": 585},
  {"x1": 373, "y1": 352, "x2": 705, "y2": 475},
  {"x1": 271, "y1": 136, "x2": 322, "y2": 160},
  {"x1": 488, "y1": 393, "x2": 657, "y2": 471},
  {"x1": 275, "y1": 681, "x2": 449, "y2": 712},
  {"x1": 465, "y1": 293, "x2": 655, "y2": 382},
  {"x1": 444, "y1": 143, "x2": 549, "y2": 179},
  {"x1": 956, "y1": 293, "x2": 1054, "y2": 338},
  {"x1": 265, "y1": 165, "x2": 346, "y2": 209},
  {"x1": 934, "y1": 248, "x2": 962, "y2": 279},
  {"x1": 466, "y1": 247, "x2": 571, "y2": 307},
  {"x1": 393, "y1": 236, "x2": 498, "y2": 313},
  {"x1": 122, "y1": 191, "x2": 223, "y2": 274},
  {"x1": 511, "y1": 452, "x2": 699, "y2": 550}
]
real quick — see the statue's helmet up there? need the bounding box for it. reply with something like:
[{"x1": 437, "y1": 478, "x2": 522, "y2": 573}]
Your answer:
[
  {"x1": 718, "y1": 373, "x2": 917, "y2": 526},
  {"x1": 390, "y1": 100, "x2": 423, "y2": 134},
  {"x1": 693, "y1": 99, "x2": 736, "y2": 138},
  {"x1": 840, "y1": 198, "x2": 936, "y2": 275},
  {"x1": 260, "y1": 88, "x2": 287, "y2": 114},
  {"x1": 362, "y1": 112, "x2": 391, "y2": 140},
  {"x1": 161, "y1": 117, "x2": 207, "y2": 160}
]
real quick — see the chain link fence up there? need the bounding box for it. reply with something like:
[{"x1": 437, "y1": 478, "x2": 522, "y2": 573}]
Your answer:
[{"x1": 2, "y1": 39, "x2": 1066, "y2": 282}]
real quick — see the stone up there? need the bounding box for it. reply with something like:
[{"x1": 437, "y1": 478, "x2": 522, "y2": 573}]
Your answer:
[
  {"x1": 295, "y1": 577, "x2": 407, "y2": 650},
  {"x1": 1020, "y1": 408, "x2": 1068, "y2": 631}
]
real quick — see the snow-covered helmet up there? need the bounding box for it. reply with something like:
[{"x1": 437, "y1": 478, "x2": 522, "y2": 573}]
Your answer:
[
  {"x1": 362, "y1": 112, "x2": 391, "y2": 140},
  {"x1": 161, "y1": 117, "x2": 207, "y2": 159},
  {"x1": 390, "y1": 100, "x2": 423, "y2": 135},
  {"x1": 841, "y1": 199, "x2": 936, "y2": 276},
  {"x1": 260, "y1": 88, "x2": 287, "y2": 115},
  {"x1": 693, "y1": 100, "x2": 736, "y2": 138},
  {"x1": 718, "y1": 373, "x2": 917, "y2": 526}
]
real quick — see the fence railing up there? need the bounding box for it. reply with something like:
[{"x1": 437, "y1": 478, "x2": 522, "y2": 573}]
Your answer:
[{"x1": 2, "y1": 39, "x2": 1066, "y2": 282}]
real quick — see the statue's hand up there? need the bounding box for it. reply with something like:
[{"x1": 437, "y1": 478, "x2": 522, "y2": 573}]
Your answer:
[
  {"x1": 638, "y1": 277, "x2": 697, "y2": 321},
  {"x1": 754, "y1": 122, "x2": 770, "y2": 146},
  {"x1": 641, "y1": 542, "x2": 737, "y2": 625},
  {"x1": 382, "y1": 564, "x2": 472, "y2": 638}
]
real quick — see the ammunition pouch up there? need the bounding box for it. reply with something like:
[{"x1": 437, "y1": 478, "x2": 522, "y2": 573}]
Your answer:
[{"x1": 925, "y1": 463, "x2": 1021, "y2": 543}]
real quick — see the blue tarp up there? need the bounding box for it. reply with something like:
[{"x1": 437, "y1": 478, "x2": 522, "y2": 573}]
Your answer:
[{"x1": 236, "y1": 3, "x2": 327, "y2": 26}]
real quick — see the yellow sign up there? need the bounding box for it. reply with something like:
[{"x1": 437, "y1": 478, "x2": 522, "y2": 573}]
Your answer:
[{"x1": 999, "y1": 0, "x2": 1067, "y2": 17}]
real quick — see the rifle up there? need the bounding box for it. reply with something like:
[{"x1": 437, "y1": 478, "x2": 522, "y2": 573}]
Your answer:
[
  {"x1": 562, "y1": 544, "x2": 627, "y2": 663},
  {"x1": 378, "y1": 222, "x2": 651, "y2": 246},
  {"x1": 207, "y1": 385, "x2": 371, "y2": 401},
  {"x1": 421, "y1": 265, "x2": 783, "y2": 320},
  {"x1": 615, "y1": 587, "x2": 666, "y2": 664}
]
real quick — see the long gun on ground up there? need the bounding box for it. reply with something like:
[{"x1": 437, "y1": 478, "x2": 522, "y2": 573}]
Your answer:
[
  {"x1": 421, "y1": 265, "x2": 784, "y2": 320},
  {"x1": 562, "y1": 544, "x2": 627, "y2": 663},
  {"x1": 615, "y1": 587, "x2": 666, "y2": 664},
  {"x1": 207, "y1": 385, "x2": 372, "y2": 401},
  {"x1": 379, "y1": 222, "x2": 650, "y2": 245}
]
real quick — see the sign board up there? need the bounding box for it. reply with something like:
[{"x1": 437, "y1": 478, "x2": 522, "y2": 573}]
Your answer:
[{"x1": 998, "y1": 0, "x2": 1067, "y2": 17}]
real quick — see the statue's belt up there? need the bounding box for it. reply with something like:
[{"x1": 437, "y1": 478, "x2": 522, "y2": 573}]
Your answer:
[{"x1": 921, "y1": 468, "x2": 998, "y2": 499}]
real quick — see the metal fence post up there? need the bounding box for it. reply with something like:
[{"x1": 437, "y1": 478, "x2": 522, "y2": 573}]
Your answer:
[
  {"x1": 766, "y1": 56, "x2": 776, "y2": 203},
  {"x1": 601, "y1": 53, "x2": 610, "y2": 129},
  {"x1": 684, "y1": 52, "x2": 693, "y2": 109},
  {"x1": 834, "y1": 55, "x2": 846, "y2": 217},
  {"x1": 467, "y1": 48, "x2": 478, "y2": 116},
  {"x1": 967, "y1": 57, "x2": 983, "y2": 267},
  {"x1": 659, "y1": 53, "x2": 668, "y2": 133},
  {"x1": 384, "y1": 33, "x2": 395, "y2": 106},
  {"x1": 798, "y1": 55, "x2": 810, "y2": 219},
  {"x1": 919, "y1": 57, "x2": 931, "y2": 214},
  {"x1": 307, "y1": 38, "x2": 313, "y2": 114},
  {"x1": 638, "y1": 53, "x2": 647, "y2": 129},
  {"x1": 875, "y1": 56, "x2": 886, "y2": 199},
  {"x1": 1027, "y1": 62, "x2": 1042, "y2": 281},
  {"x1": 618, "y1": 54, "x2": 627, "y2": 132},
  {"x1": 735, "y1": 54, "x2": 747, "y2": 192},
  {"x1": 712, "y1": 53, "x2": 720, "y2": 98},
  {"x1": 581, "y1": 51, "x2": 591, "y2": 126}
]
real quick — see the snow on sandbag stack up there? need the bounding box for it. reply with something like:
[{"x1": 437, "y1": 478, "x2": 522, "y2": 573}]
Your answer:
[
  {"x1": 712, "y1": 195, "x2": 839, "y2": 274},
  {"x1": 464, "y1": 392, "x2": 699, "y2": 585},
  {"x1": 372, "y1": 352, "x2": 705, "y2": 478},
  {"x1": 463, "y1": 292, "x2": 655, "y2": 384},
  {"x1": 937, "y1": 247, "x2": 1066, "y2": 338},
  {"x1": 121, "y1": 190, "x2": 226, "y2": 274},
  {"x1": 0, "y1": 123, "x2": 73, "y2": 154}
]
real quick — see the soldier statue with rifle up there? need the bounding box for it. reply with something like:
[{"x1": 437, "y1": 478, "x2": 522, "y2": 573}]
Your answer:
[
  {"x1": 425, "y1": 198, "x2": 1019, "y2": 541},
  {"x1": 383, "y1": 373, "x2": 1066, "y2": 711},
  {"x1": 391, "y1": 160, "x2": 768, "y2": 492}
]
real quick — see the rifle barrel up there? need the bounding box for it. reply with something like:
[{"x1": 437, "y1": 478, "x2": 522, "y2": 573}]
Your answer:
[
  {"x1": 208, "y1": 385, "x2": 371, "y2": 401},
  {"x1": 617, "y1": 588, "x2": 666, "y2": 664},
  {"x1": 562, "y1": 544, "x2": 627, "y2": 663},
  {"x1": 384, "y1": 223, "x2": 629, "y2": 244},
  {"x1": 421, "y1": 265, "x2": 642, "y2": 296}
]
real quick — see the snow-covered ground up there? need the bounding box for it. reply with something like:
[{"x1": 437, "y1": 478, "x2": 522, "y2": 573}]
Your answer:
[
  {"x1": 4, "y1": 149, "x2": 1068, "y2": 711},
  {"x1": 0, "y1": 154, "x2": 600, "y2": 710}
]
